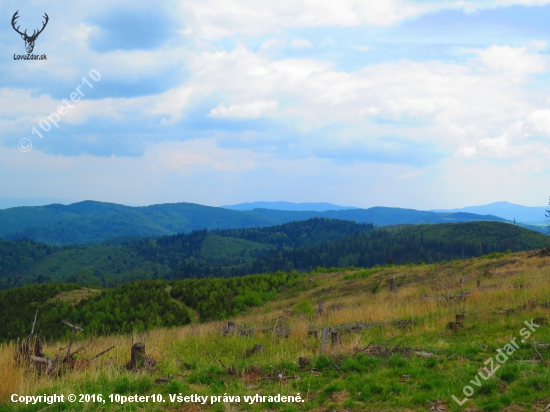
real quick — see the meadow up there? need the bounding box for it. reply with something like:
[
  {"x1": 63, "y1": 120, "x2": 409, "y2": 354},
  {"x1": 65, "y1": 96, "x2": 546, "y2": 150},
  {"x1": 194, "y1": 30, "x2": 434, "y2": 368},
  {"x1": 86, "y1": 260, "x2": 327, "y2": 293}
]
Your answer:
[{"x1": 2, "y1": 250, "x2": 550, "y2": 411}]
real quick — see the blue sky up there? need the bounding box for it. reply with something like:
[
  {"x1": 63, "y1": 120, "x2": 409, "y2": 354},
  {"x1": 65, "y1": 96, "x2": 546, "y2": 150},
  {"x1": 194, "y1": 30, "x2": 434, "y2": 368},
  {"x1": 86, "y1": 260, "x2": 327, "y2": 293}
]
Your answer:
[{"x1": 1, "y1": 0, "x2": 550, "y2": 209}]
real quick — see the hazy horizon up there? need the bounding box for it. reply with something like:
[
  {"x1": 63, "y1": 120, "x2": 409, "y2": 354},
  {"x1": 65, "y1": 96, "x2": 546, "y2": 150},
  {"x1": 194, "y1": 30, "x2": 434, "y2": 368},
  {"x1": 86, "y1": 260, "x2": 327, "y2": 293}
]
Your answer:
[{"x1": 0, "y1": 197, "x2": 547, "y2": 211}]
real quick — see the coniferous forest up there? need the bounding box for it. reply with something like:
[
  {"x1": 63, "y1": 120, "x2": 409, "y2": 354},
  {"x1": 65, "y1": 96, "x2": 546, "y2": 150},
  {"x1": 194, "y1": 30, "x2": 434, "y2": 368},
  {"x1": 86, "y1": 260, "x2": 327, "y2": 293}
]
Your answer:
[
  {"x1": 0, "y1": 218, "x2": 547, "y2": 290},
  {"x1": 0, "y1": 218, "x2": 548, "y2": 342}
]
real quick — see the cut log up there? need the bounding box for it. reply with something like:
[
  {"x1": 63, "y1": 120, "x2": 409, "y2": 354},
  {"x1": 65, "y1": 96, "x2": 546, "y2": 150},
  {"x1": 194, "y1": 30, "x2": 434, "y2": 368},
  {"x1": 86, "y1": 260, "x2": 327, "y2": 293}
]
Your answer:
[
  {"x1": 155, "y1": 374, "x2": 173, "y2": 383},
  {"x1": 30, "y1": 356, "x2": 48, "y2": 364}
]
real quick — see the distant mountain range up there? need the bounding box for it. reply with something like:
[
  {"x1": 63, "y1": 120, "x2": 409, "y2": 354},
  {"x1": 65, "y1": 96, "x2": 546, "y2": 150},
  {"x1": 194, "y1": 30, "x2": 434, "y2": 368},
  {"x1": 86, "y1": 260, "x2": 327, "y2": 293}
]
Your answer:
[
  {"x1": 222, "y1": 201, "x2": 357, "y2": 211},
  {"x1": 0, "y1": 200, "x2": 511, "y2": 245},
  {"x1": 432, "y1": 201, "x2": 548, "y2": 224},
  {"x1": 225, "y1": 200, "x2": 549, "y2": 224},
  {"x1": 0, "y1": 197, "x2": 74, "y2": 209}
]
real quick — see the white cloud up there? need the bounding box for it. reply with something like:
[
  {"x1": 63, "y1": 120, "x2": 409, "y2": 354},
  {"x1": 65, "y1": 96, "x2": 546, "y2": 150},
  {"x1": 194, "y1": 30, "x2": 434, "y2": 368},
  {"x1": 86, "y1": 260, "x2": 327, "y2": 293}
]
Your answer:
[
  {"x1": 290, "y1": 38, "x2": 313, "y2": 48},
  {"x1": 179, "y1": 0, "x2": 431, "y2": 39},
  {"x1": 522, "y1": 110, "x2": 550, "y2": 136},
  {"x1": 4, "y1": 42, "x2": 549, "y2": 161},
  {"x1": 176, "y1": 0, "x2": 550, "y2": 40},
  {"x1": 183, "y1": 44, "x2": 544, "y2": 140},
  {"x1": 208, "y1": 100, "x2": 279, "y2": 118},
  {"x1": 467, "y1": 45, "x2": 548, "y2": 80},
  {"x1": 455, "y1": 146, "x2": 477, "y2": 158},
  {"x1": 477, "y1": 134, "x2": 512, "y2": 158}
]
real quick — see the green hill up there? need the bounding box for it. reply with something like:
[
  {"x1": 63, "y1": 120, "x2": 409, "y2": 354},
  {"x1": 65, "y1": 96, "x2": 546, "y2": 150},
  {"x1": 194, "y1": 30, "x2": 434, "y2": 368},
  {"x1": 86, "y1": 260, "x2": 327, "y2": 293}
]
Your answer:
[
  {"x1": 1, "y1": 219, "x2": 546, "y2": 291},
  {"x1": 170, "y1": 221, "x2": 550, "y2": 278},
  {"x1": 0, "y1": 218, "x2": 373, "y2": 288},
  {"x1": 0, "y1": 200, "x2": 509, "y2": 245}
]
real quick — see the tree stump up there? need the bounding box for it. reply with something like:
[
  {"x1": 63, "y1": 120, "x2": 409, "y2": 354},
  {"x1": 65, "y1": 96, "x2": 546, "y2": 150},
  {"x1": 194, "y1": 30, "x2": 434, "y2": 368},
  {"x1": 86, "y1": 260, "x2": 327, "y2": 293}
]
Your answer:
[
  {"x1": 223, "y1": 321, "x2": 236, "y2": 335},
  {"x1": 245, "y1": 344, "x2": 265, "y2": 357},
  {"x1": 126, "y1": 342, "x2": 156, "y2": 371},
  {"x1": 299, "y1": 356, "x2": 312, "y2": 367},
  {"x1": 449, "y1": 322, "x2": 458, "y2": 330},
  {"x1": 316, "y1": 302, "x2": 324, "y2": 317},
  {"x1": 535, "y1": 317, "x2": 548, "y2": 326},
  {"x1": 389, "y1": 278, "x2": 397, "y2": 292},
  {"x1": 308, "y1": 330, "x2": 320, "y2": 338},
  {"x1": 127, "y1": 342, "x2": 146, "y2": 370},
  {"x1": 321, "y1": 327, "x2": 330, "y2": 353},
  {"x1": 330, "y1": 330, "x2": 342, "y2": 346}
]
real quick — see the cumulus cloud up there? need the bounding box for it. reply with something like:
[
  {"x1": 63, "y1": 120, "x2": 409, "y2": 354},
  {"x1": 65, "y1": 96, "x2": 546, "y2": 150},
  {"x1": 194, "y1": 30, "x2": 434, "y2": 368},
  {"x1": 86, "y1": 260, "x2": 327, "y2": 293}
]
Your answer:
[
  {"x1": 455, "y1": 146, "x2": 477, "y2": 158},
  {"x1": 522, "y1": 110, "x2": 550, "y2": 136},
  {"x1": 467, "y1": 44, "x2": 548, "y2": 80},
  {"x1": 477, "y1": 134, "x2": 512, "y2": 158},
  {"x1": 178, "y1": 0, "x2": 430, "y2": 39},
  {"x1": 3, "y1": 0, "x2": 550, "y2": 207},
  {"x1": 3, "y1": 40, "x2": 549, "y2": 161},
  {"x1": 174, "y1": 0, "x2": 550, "y2": 40},
  {"x1": 208, "y1": 100, "x2": 279, "y2": 118}
]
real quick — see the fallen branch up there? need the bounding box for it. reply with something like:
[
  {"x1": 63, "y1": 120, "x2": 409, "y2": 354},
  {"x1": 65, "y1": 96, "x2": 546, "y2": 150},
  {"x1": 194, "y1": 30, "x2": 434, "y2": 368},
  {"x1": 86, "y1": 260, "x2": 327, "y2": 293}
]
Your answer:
[{"x1": 91, "y1": 345, "x2": 115, "y2": 362}]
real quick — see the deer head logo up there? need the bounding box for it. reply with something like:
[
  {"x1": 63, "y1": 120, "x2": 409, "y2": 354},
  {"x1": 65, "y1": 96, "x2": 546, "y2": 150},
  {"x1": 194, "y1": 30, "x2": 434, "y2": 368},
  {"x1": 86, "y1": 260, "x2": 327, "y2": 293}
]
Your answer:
[{"x1": 11, "y1": 11, "x2": 49, "y2": 54}]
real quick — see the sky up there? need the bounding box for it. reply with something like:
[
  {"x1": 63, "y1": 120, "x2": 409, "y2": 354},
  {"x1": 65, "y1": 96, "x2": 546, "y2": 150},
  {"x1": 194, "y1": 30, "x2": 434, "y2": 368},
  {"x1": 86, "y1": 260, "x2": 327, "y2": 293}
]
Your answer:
[{"x1": 1, "y1": 0, "x2": 550, "y2": 209}]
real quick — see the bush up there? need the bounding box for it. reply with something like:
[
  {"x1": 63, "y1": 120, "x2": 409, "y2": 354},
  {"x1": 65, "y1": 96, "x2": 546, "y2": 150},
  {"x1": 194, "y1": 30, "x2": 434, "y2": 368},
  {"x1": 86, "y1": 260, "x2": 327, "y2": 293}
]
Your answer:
[{"x1": 293, "y1": 299, "x2": 315, "y2": 319}]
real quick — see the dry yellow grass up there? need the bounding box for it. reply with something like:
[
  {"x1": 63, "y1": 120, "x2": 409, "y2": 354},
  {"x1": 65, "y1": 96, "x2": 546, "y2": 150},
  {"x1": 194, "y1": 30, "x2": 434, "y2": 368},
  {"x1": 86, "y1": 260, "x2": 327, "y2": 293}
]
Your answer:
[
  {"x1": 0, "y1": 343, "x2": 23, "y2": 402},
  {"x1": 45, "y1": 288, "x2": 101, "y2": 306}
]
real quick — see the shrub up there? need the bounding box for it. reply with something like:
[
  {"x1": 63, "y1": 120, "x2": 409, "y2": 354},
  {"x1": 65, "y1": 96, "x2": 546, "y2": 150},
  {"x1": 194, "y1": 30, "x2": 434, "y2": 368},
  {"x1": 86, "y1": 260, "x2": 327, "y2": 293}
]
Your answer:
[{"x1": 293, "y1": 299, "x2": 315, "y2": 319}]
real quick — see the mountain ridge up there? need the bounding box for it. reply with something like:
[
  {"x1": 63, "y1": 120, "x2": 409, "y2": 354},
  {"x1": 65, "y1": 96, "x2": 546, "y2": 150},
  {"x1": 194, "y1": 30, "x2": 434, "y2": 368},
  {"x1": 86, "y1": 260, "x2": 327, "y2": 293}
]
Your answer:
[
  {"x1": 0, "y1": 200, "x2": 511, "y2": 245},
  {"x1": 222, "y1": 201, "x2": 357, "y2": 211},
  {"x1": 432, "y1": 201, "x2": 548, "y2": 223}
]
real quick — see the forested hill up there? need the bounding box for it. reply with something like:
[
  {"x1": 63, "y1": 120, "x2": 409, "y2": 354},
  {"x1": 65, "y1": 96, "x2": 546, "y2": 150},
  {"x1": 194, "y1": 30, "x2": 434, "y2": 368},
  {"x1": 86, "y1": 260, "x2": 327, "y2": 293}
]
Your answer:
[
  {"x1": 0, "y1": 218, "x2": 373, "y2": 288},
  {"x1": 170, "y1": 221, "x2": 550, "y2": 278},
  {"x1": 0, "y1": 218, "x2": 545, "y2": 290},
  {"x1": 0, "y1": 200, "x2": 508, "y2": 245},
  {"x1": 1, "y1": 220, "x2": 549, "y2": 342}
]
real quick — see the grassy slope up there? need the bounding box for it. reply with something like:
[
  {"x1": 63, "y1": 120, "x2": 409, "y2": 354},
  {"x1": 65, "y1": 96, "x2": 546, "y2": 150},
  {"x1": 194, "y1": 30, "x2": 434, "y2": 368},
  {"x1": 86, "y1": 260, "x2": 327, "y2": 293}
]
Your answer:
[{"x1": 3, "y1": 251, "x2": 550, "y2": 411}]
